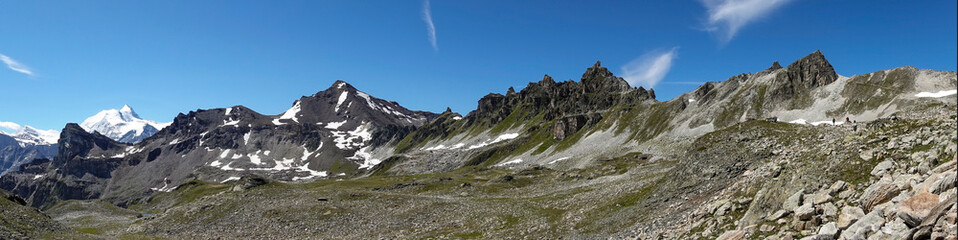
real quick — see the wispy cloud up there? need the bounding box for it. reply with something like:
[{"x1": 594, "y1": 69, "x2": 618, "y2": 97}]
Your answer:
[
  {"x1": 621, "y1": 47, "x2": 679, "y2": 89},
  {"x1": 0, "y1": 121, "x2": 22, "y2": 134},
  {"x1": 422, "y1": 0, "x2": 438, "y2": 51},
  {"x1": 0, "y1": 54, "x2": 35, "y2": 76},
  {"x1": 701, "y1": 0, "x2": 791, "y2": 42},
  {"x1": 661, "y1": 81, "x2": 707, "y2": 85}
]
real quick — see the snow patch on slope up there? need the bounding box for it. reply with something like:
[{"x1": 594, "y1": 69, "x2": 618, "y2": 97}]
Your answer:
[
  {"x1": 277, "y1": 101, "x2": 301, "y2": 123},
  {"x1": 915, "y1": 90, "x2": 957, "y2": 98},
  {"x1": 325, "y1": 120, "x2": 347, "y2": 129},
  {"x1": 467, "y1": 133, "x2": 520, "y2": 150},
  {"x1": 331, "y1": 122, "x2": 373, "y2": 150},
  {"x1": 495, "y1": 159, "x2": 523, "y2": 167},
  {"x1": 150, "y1": 178, "x2": 177, "y2": 192},
  {"x1": 335, "y1": 92, "x2": 349, "y2": 112}
]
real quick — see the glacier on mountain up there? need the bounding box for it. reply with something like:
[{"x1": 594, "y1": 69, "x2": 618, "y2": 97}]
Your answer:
[{"x1": 79, "y1": 105, "x2": 171, "y2": 143}]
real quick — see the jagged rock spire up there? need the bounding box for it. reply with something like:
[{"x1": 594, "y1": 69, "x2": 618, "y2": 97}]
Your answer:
[
  {"x1": 540, "y1": 74, "x2": 554, "y2": 83},
  {"x1": 768, "y1": 61, "x2": 783, "y2": 71},
  {"x1": 581, "y1": 60, "x2": 631, "y2": 93},
  {"x1": 785, "y1": 50, "x2": 837, "y2": 89}
]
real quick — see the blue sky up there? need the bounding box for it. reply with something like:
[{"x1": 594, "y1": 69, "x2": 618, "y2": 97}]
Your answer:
[{"x1": 1, "y1": 0, "x2": 956, "y2": 131}]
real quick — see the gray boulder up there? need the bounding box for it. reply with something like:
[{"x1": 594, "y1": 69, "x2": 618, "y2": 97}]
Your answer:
[
  {"x1": 928, "y1": 171, "x2": 956, "y2": 194},
  {"x1": 795, "y1": 203, "x2": 816, "y2": 220},
  {"x1": 784, "y1": 190, "x2": 804, "y2": 212},
  {"x1": 817, "y1": 222, "x2": 838, "y2": 239},
  {"x1": 821, "y1": 202, "x2": 838, "y2": 218},
  {"x1": 859, "y1": 177, "x2": 900, "y2": 212},
  {"x1": 828, "y1": 181, "x2": 848, "y2": 194},
  {"x1": 896, "y1": 191, "x2": 939, "y2": 227},
  {"x1": 837, "y1": 206, "x2": 865, "y2": 229},
  {"x1": 870, "y1": 160, "x2": 894, "y2": 177}
]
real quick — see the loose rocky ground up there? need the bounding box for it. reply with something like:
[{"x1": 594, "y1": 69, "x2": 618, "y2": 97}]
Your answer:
[{"x1": 0, "y1": 189, "x2": 94, "y2": 240}]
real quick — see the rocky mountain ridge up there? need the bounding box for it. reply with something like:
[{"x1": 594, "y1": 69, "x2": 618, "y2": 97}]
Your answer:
[
  {"x1": 0, "y1": 126, "x2": 59, "y2": 175},
  {"x1": 1, "y1": 105, "x2": 169, "y2": 175},
  {"x1": 380, "y1": 51, "x2": 955, "y2": 176},
  {"x1": 1, "y1": 81, "x2": 438, "y2": 208},
  {"x1": 0, "y1": 133, "x2": 56, "y2": 175}
]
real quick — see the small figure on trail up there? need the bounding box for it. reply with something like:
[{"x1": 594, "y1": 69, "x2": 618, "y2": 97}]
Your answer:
[
  {"x1": 845, "y1": 117, "x2": 850, "y2": 123},
  {"x1": 832, "y1": 118, "x2": 835, "y2": 125},
  {"x1": 853, "y1": 124, "x2": 858, "y2": 132}
]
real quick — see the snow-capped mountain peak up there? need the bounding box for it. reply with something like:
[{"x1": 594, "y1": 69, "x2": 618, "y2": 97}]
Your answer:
[
  {"x1": 80, "y1": 105, "x2": 171, "y2": 143},
  {"x1": 0, "y1": 123, "x2": 60, "y2": 146},
  {"x1": 118, "y1": 104, "x2": 140, "y2": 121}
]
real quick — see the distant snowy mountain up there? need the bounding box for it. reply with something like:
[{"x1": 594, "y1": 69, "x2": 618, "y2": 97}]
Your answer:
[
  {"x1": 80, "y1": 105, "x2": 171, "y2": 143},
  {"x1": 0, "y1": 124, "x2": 59, "y2": 146},
  {"x1": 0, "y1": 123, "x2": 58, "y2": 175}
]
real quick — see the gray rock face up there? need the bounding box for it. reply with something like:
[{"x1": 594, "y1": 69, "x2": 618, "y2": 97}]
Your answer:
[
  {"x1": 839, "y1": 210, "x2": 885, "y2": 240},
  {"x1": 552, "y1": 113, "x2": 601, "y2": 141}
]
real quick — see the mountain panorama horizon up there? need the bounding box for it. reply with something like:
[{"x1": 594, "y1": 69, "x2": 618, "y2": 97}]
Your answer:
[
  {"x1": 1, "y1": 50, "x2": 956, "y2": 239},
  {"x1": 2, "y1": 50, "x2": 952, "y2": 137}
]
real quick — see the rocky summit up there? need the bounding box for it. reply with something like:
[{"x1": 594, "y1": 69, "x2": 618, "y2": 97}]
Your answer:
[{"x1": 1, "y1": 51, "x2": 956, "y2": 239}]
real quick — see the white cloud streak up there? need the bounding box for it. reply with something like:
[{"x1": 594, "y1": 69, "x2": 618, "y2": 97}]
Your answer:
[
  {"x1": 701, "y1": 0, "x2": 791, "y2": 42},
  {"x1": 661, "y1": 81, "x2": 707, "y2": 85},
  {"x1": 0, "y1": 54, "x2": 33, "y2": 76},
  {"x1": 0, "y1": 54, "x2": 34, "y2": 76},
  {"x1": 422, "y1": 0, "x2": 438, "y2": 51},
  {"x1": 0, "y1": 121, "x2": 22, "y2": 134},
  {"x1": 621, "y1": 47, "x2": 679, "y2": 89}
]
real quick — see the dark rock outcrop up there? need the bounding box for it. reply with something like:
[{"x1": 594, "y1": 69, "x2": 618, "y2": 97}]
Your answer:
[
  {"x1": 463, "y1": 62, "x2": 656, "y2": 136},
  {"x1": 785, "y1": 50, "x2": 838, "y2": 89},
  {"x1": 553, "y1": 113, "x2": 602, "y2": 141},
  {"x1": 0, "y1": 124, "x2": 129, "y2": 209},
  {"x1": 768, "y1": 50, "x2": 839, "y2": 108},
  {"x1": 767, "y1": 61, "x2": 783, "y2": 71}
]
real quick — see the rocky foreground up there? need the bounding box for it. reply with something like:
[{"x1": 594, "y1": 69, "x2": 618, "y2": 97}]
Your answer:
[{"x1": 657, "y1": 111, "x2": 958, "y2": 240}]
